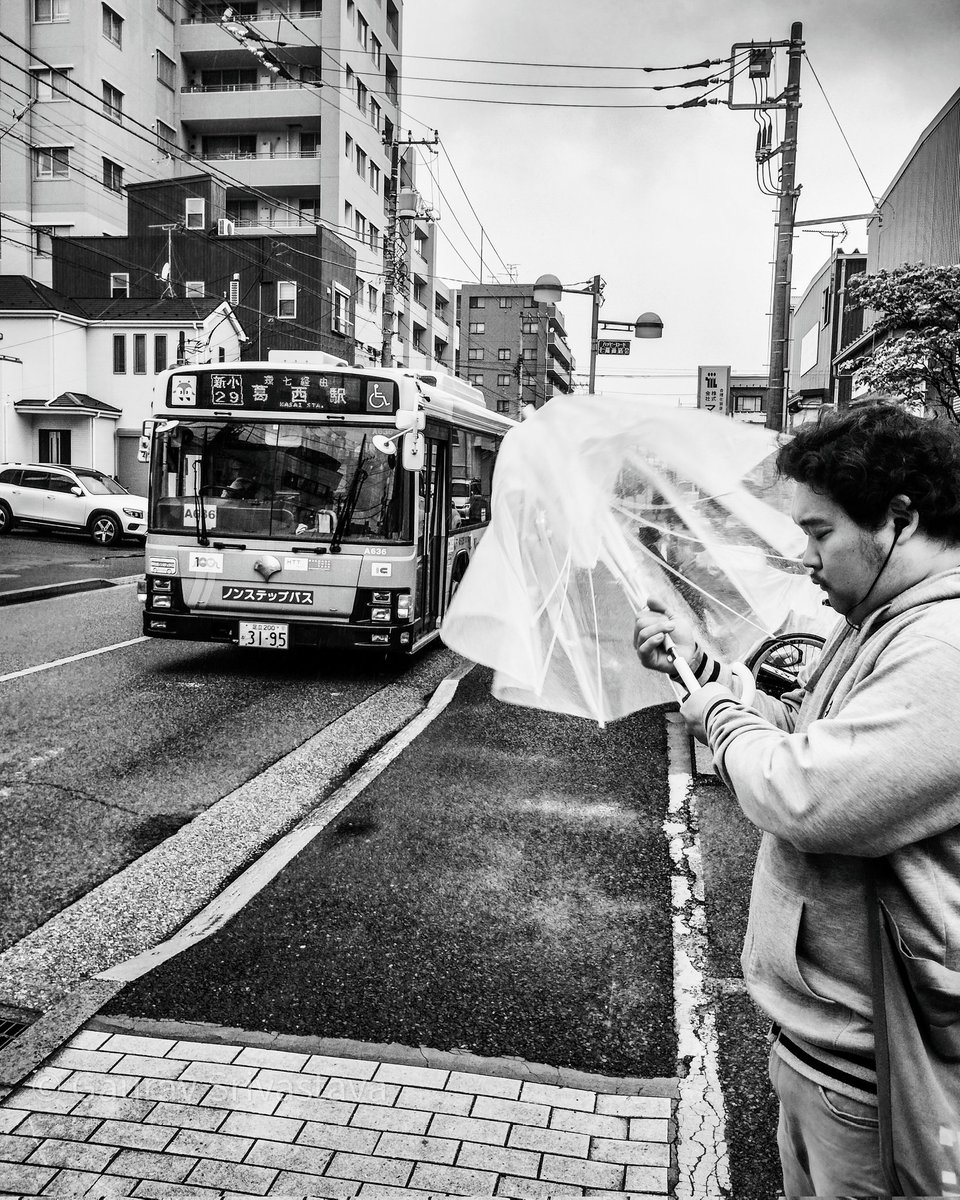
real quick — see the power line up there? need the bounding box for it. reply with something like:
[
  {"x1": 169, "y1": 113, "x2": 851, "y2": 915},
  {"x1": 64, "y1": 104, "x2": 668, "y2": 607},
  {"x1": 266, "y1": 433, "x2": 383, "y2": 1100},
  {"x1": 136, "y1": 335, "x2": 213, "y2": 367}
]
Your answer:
[{"x1": 803, "y1": 52, "x2": 879, "y2": 206}]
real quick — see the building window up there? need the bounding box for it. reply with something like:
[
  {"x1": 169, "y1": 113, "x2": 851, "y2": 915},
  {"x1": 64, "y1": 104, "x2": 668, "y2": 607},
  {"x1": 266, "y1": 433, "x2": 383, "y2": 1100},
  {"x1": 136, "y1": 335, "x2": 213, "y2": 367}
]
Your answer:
[
  {"x1": 38, "y1": 429, "x2": 71, "y2": 463},
  {"x1": 344, "y1": 201, "x2": 353, "y2": 228},
  {"x1": 468, "y1": 322, "x2": 485, "y2": 334},
  {"x1": 369, "y1": 162, "x2": 380, "y2": 192},
  {"x1": 735, "y1": 394, "x2": 762, "y2": 413},
  {"x1": 133, "y1": 334, "x2": 147, "y2": 374},
  {"x1": 356, "y1": 79, "x2": 368, "y2": 114},
  {"x1": 184, "y1": 281, "x2": 204, "y2": 298},
  {"x1": 368, "y1": 224, "x2": 379, "y2": 251},
  {"x1": 35, "y1": 146, "x2": 71, "y2": 179},
  {"x1": 156, "y1": 121, "x2": 177, "y2": 155},
  {"x1": 497, "y1": 374, "x2": 511, "y2": 387},
  {"x1": 332, "y1": 285, "x2": 350, "y2": 334},
  {"x1": 467, "y1": 348, "x2": 483, "y2": 361},
  {"x1": 277, "y1": 281, "x2": 297, "y2": 318},
  {"x1": 355, "y1": 146, "x2": 367, "y2": 177},
  {"x1": 298, "y1": 197, "x2": 317, "y2": 224},
  {"x1": 113, "y1": 335, "x2": 126, "y2": 373},
  {"x1": 344, "y1": 133, "x2": 353, "y2": 159},
  {"x1": 102, "y1": 157, "x2": 123, "y2": 192},
  {"x1": 367, "y1": 282, "x2": 378, "y2": 310},
  {"x1": 184, "y1": 197, "x2": 205, "y2": 229},
  {"x1": 357, "y1": 11, "x2": 368, "y2": 48},
  {"x1": 102, "y1": 81, "x2": 123, "y2": 122},
  {"x1": 370, "y1": 98, "x2": 381, "y2": 131},
  {"x1": 154, "y1": 334, "x2": 167, "y2": 373},
  {"x1": 101, "y1": 4, "x2": 122, "y2": 45},
  {"x1": 469, "y1": 374, "x2": 483, "y2": 386},
  {"x1": 521, "y1": 320, "x2": 537, "y2": 334},
  {"x1": 110, "y1": 272, "x2": 129, "y2": 297},
  {"x1": 299, "y1": 131, "x2": 320, "y2": 157},
  {"x1": 371, "y1": 34, "x2": 382, "y2": 68},
  {"x1": 31, "y1": 67, "x2": 70, "y2": 102},
  {"x1": 497, "y1": 348, "x2": 510, "y2": 361},
  {"x1": 822, "y1": 286, "x2": 832, "y2": 324},
  {"x1": 354, "y1": 211, "x2": 367, "y2": 243},
  {"x1": 468, "y1": 296, "x2": 485, "y2": 308},
  {"x1": 34, "y1": 0, "x2": 69, "y2": 21},
  {"x1": 496, "y1": 398, "x2": 510, "y2": 413},
  {"x1": 499, "y1": 297, "x2": 512, "y2": 309},
  {"x1": 156, "y1": 50, "x2": 176, "y2": 89}
]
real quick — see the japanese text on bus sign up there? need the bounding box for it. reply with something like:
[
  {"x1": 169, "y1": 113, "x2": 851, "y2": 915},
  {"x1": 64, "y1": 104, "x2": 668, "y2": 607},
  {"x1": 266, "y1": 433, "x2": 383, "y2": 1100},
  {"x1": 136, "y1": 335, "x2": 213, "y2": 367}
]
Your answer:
[{"x1": 167, "y1": 372, "x2": 399, "y2": 415}]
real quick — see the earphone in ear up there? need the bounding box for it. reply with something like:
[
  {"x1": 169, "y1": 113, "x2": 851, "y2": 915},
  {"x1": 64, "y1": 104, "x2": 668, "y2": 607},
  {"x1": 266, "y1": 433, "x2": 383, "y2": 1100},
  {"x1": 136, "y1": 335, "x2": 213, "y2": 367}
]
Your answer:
[{"x1": 893, "y1": 513, "x2": 909, "y2": 536}]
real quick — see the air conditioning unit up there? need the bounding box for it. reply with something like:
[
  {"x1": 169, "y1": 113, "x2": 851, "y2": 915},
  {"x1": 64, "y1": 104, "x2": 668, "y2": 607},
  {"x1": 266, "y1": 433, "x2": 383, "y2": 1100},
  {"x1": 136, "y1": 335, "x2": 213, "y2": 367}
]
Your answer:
[{"x1": 217, "y1": 218, "x2": 235, "y2": 236}]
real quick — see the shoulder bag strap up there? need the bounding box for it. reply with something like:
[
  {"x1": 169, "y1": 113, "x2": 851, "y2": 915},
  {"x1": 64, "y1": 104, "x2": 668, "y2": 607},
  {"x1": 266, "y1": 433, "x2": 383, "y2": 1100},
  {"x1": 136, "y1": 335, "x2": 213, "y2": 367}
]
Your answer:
[{"x1": 865, "y1": 860, "x2": 902, "y2": 1197}]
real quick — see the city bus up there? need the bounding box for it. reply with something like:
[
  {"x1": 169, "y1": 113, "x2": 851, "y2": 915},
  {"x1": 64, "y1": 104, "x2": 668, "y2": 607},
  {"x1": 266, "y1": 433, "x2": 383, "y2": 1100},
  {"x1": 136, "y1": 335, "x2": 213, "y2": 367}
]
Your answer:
[{"x1": 137, "y1": 352, "x2": 515, "y2": 654}]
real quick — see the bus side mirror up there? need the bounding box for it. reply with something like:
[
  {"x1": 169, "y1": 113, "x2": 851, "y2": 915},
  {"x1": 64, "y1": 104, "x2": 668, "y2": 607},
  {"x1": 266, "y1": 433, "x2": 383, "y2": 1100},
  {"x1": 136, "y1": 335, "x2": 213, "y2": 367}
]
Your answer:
[
  {"x1": 398, "y1": 410, "x2": 426, "y2": 471},
  {"x1": 137, "y1": 419, "x2": 156, "y2": 463}
]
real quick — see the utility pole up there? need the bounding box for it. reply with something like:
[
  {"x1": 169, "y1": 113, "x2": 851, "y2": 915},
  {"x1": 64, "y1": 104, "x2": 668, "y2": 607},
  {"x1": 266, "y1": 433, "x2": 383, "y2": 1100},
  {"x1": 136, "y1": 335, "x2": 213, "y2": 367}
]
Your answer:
[
  {"x1": 765, "y1": 22, "x2": 803, "y2": 431},
  {"x1": 380, "y1": 130, "x2": 438, "y2": 368}
]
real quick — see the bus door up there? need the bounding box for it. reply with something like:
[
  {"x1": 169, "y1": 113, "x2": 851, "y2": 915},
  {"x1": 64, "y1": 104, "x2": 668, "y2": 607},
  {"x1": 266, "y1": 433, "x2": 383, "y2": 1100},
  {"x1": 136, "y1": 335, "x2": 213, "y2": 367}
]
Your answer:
[{"x1": 417, "y1": 437, "x2": 450, "y2": 631}]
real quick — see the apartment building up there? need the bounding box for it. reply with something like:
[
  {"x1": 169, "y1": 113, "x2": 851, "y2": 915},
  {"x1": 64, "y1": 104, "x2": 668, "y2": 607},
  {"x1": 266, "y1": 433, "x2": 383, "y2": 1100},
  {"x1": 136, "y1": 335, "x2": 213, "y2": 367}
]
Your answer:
[
  {"x1": 0, "y1": 0, "x2": 407, "y2": 364},
  {"x1": 454, "y1": 283, "x2": 575, "y2": 418}
]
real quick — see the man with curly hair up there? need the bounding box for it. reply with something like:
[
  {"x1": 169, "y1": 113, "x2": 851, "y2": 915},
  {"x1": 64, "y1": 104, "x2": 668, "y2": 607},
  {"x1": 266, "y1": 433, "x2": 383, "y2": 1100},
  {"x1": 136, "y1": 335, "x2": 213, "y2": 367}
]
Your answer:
[{"x1": 633, "y1": 405, "x2": 960, "y2": 1194}]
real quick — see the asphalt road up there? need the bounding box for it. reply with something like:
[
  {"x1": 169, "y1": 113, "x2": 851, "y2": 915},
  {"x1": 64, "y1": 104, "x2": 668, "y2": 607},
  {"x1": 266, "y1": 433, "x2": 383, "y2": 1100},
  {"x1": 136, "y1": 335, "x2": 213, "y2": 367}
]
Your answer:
[
  {"x1": 0, "y1": 527, "x2": 145, "y2": 595},
  {"x1": 0, "y1": 568, "x2": 425, "y2": 957},
  {"x1": 103, "y1": 670, "x2": 677, "y2": 1080}
]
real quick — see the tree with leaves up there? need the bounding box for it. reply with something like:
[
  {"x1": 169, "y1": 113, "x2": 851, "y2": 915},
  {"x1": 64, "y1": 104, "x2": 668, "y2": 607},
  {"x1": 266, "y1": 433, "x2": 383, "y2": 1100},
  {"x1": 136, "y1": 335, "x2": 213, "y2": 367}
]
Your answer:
[{"x1": 845, "y1": 263, "x2": 960, "y2": 421}]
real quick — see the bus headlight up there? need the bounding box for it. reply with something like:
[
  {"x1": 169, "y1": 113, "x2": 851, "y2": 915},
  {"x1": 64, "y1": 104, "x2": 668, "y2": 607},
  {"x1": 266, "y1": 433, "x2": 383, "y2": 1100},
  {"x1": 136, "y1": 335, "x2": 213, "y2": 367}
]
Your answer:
[{"x1": 371, "y1": 607, "x2": 391, "y2": 622}]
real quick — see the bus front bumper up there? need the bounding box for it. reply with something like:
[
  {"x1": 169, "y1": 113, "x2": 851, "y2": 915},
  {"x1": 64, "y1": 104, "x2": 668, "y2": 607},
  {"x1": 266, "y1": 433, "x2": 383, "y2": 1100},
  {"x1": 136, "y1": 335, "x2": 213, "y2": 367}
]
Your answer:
[{"x1": 142, "y1": 610, "x2": 419, "y2": 651}]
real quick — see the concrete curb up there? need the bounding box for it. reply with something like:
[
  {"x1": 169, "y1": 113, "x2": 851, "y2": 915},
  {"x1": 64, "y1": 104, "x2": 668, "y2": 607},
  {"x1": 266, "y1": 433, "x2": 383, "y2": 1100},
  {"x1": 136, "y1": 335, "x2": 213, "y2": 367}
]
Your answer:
[{"x1": 0, "y1": 578, "x2": 116, "y2": 606}]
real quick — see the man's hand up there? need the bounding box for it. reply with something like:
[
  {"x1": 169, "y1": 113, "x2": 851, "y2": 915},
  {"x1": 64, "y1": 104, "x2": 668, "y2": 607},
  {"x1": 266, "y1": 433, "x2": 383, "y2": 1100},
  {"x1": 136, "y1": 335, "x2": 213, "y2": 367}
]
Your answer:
[
  {"x1": 633, "y1": 597, "x2": 699, "y2": 676},
  {"x1": 680, "y1": 681, "x2": 740, "y2": 744}
]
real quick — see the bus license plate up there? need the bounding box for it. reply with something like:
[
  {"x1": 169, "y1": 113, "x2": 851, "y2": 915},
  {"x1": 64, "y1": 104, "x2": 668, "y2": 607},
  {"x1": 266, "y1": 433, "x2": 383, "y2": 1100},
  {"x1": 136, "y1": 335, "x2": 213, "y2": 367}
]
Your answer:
[{"x1": 238, "y1": 621, "x2": 289, "y2": 649}]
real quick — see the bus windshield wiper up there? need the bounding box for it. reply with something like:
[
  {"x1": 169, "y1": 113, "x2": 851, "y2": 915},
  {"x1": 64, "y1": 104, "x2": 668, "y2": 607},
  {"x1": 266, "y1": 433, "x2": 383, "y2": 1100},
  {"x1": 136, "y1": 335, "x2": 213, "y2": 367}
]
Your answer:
[
  {"x1": 329, "y1": 436, "x2": 368, "y2": 553},
  {"x1": 193, "y1": 459, "x2": 209, "y2": 546}
]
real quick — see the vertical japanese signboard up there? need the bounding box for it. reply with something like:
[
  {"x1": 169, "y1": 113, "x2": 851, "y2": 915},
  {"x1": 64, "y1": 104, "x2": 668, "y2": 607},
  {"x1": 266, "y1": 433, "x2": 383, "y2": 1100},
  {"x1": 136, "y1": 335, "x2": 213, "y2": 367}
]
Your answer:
[{"x1": 697, "y1": 365, "x2": 731, "y2": 415}]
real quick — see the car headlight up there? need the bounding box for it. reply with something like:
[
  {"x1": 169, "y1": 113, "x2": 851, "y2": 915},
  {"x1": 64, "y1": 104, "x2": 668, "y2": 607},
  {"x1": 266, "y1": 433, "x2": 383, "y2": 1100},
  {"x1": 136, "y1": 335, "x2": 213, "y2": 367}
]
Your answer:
[{"x1": 122, "y1": 507, "x2": 144, "y2": 519}]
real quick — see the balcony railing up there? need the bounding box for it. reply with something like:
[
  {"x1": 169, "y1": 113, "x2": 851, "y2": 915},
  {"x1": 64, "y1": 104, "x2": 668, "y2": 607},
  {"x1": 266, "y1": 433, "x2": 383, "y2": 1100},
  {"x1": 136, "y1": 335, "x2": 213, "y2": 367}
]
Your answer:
[
  {"x1": 182, "y1": 82, "x2": 316, "y2": 93},
  {"x1": 227, "y1": 217, "x2": 319, "y2": 229},
  {"x1": 200, "y1": 149, "x2": 320, "y2": 160},
  {"x1": 182, "y1": 6, "x2": 320, "y2": 22}
]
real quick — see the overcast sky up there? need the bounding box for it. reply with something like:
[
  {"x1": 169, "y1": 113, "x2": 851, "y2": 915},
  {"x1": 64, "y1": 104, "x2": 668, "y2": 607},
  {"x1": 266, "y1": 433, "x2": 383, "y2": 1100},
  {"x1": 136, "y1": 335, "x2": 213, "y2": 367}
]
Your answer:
[{"x1": 399, "y1": 0, "x2": 959, "y2": 403}]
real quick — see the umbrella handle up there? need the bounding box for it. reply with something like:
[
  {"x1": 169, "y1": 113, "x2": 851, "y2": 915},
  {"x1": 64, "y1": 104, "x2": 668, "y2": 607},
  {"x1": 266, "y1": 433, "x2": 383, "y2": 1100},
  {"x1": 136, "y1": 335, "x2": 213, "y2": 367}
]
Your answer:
[
  {"x1": 664, "y1": 642, "x2": 757, "y2": 708},
  {"x1": 664, "y1": 635, "x2": 701, "y2": 695}
]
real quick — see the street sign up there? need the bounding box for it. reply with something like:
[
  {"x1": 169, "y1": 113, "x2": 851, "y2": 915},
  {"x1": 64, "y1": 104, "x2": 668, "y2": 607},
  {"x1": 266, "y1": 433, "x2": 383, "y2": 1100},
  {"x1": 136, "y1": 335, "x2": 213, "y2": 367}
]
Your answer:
[{"x1": 597, "y1": 340, "x2": 630, "y2": 355}]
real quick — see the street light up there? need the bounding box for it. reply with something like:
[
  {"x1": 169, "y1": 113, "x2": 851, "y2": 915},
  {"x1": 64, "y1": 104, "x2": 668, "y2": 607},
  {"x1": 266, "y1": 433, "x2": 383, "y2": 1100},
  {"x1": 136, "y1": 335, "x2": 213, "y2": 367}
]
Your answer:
[{"x1": 532, "y1": 273, "x2": 663, "y2": 394}]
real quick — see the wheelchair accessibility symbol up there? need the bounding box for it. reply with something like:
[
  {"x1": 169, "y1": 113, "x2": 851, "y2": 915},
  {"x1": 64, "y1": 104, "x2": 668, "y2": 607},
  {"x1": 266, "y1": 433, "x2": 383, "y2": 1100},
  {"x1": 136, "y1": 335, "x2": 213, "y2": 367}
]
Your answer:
[{"x1": 366, "y1": 382, "x2": 392, "y2": 412}]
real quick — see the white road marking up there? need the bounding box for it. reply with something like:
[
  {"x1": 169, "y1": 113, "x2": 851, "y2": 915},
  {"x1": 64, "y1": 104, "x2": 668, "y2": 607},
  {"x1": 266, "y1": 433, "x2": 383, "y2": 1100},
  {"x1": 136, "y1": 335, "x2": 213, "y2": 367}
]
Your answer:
[
  {"x1": 99, "y1": 659, "x2": 476, "y2": 984},
  {"x1": 665, "y1": 712, "x2": 730, "y2": 1198},
  {"x1": 0, "y1": 637, "x2": 148, "y2": 684}
]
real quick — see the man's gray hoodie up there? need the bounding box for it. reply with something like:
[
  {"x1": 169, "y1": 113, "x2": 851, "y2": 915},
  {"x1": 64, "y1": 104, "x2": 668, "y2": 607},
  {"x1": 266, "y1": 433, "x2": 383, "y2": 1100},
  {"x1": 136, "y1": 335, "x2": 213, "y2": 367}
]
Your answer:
[{"x1": 702, "y1": 568, "x2": 960, "y2": 1092}]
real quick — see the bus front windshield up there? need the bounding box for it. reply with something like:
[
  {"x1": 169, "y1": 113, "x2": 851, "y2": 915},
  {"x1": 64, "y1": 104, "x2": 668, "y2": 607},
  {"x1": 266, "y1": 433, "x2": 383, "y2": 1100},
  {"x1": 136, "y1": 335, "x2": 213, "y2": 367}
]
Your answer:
[{"x1": 149, "y1": 420, "x2": 411, "y2": 543}]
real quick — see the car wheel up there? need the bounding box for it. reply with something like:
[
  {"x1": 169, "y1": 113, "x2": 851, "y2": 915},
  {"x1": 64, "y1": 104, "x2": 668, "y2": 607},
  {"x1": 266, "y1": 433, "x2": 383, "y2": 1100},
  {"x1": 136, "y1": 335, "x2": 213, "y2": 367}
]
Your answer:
[
  {"x1": 0, "y1": 501, "x2": 12, "y2": 534},
  {"x1": 90, "y1": 513, "x2": 122, "y2": 546}
]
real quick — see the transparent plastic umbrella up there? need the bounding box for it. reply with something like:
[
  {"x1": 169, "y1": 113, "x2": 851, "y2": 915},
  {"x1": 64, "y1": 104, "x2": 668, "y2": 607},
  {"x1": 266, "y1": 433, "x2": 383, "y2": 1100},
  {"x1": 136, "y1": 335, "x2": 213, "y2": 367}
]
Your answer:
[{"x1": 441, "y1": 394, "x2": 833, "y2": 725}]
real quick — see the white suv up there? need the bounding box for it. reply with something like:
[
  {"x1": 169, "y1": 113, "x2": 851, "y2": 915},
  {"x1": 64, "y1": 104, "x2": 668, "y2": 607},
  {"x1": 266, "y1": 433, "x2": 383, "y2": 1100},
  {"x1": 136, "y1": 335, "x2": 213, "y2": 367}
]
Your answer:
[{"x1": 0, "y1": 463, "x2": 147, "y2": 546}]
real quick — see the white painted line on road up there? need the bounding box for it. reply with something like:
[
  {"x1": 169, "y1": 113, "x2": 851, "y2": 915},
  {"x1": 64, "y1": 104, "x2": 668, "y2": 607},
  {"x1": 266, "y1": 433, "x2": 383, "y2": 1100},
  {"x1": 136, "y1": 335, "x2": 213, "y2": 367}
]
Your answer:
[
  {"x1": 665, "y1": 712, "x2": 730, "y2": 1199},
  {"x1": 99, "y1": 659, "x2": 475, "y2": 985},
  {"x1": 0, "y1": 637, "x2": 149, "y2": 684}
]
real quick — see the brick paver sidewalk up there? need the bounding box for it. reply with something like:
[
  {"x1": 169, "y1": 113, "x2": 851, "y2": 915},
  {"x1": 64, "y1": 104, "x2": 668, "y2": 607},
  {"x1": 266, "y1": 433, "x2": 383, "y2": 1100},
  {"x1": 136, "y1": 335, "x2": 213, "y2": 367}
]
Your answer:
[{"x1": 0, "y1": 1029, "x2": 673, "y2": 1198}]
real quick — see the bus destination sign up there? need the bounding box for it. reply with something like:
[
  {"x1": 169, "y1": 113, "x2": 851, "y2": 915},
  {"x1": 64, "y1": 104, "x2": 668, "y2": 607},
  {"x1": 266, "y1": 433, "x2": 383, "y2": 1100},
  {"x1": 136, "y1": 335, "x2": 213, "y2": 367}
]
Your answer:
[{"x1": 167, "y1": 371, "x2": 399, "y2": 415}]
